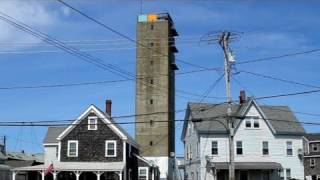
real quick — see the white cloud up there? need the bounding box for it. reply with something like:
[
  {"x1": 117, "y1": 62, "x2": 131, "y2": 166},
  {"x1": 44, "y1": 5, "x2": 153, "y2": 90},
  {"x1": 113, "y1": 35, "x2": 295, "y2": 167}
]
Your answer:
[{"x1": 0, "y1": 0, "x2": 60, "y2": 50}]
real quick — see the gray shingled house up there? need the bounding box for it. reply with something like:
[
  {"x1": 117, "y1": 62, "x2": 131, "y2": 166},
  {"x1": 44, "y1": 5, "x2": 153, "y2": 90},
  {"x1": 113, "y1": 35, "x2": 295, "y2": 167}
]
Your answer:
[
  {"x1": 11, "y1": 101, "x2": 159, "y2": 180},
  {"x1": 304, "y1": 133, "x2": 320, "y2": 180},
  {"x1": 181, "y1": 93, "x2": 305, "y2": 180}
]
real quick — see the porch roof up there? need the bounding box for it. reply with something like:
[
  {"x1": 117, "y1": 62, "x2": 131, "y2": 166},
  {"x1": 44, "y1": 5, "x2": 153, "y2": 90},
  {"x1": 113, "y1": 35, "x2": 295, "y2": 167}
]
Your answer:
[
  {"x1": 12, "y1": 162, "x2": 125, "y2": 172},
  {"x1": 210, "y1": 162, "x2": 282, "y2": 170}
]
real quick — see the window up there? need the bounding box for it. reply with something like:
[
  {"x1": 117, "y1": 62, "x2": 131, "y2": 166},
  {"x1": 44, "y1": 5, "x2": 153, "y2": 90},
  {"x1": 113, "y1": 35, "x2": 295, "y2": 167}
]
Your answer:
[
  {"x1": 286, "y1": 169, "x2": 291, "y2": 180},
  {"x1": 211, "y1": 141, "x2": 218, "y2": 155},
  {"x1": 286, "y1": 141, "x2": 293, "y2": 156},
  {"x1": 310, "y1": 158, "x2": 316, "y2": 167},
  {"x1": 245, "y1": 117, "x2": 259, "y2": 128},
  {"x1": 312, "y1": 143, "x2": 319, "y2": 152},
  {"x1": 150, "y1": 79, "x2": 153, "y2": 84},
  {"x1": 150, "y1": 120, "x2": 154, "y2": 126},
  {"x1": 150, "y1": 24, "x2": 154, "y2": 30},
  {"x1": 67, "y1": 140, "x2": 78, "y2": 157},
  {"x1": 150, "y1": 99, "x2": 153, "y2": 104},
  {"x1": 105, "y1": 140, "x2": 117, "y2": 157},
  {"x1": 236, "y1": 141, "x2": 243, "y2": 155},
  {"x1": 263, "y1": 141, "x2": 269, "y2": 155},
  {"x1": 88, "y1": 116, "x2": 97, "y2": 130},
  {"x1": 138, "y1": 167, "x2": 148, "y2": 180},
  {"x1": 150, "y1": 141, "x2": 153, "y2": 146},
  {"x1": 245, "y1": 120, "x2": 251, "y2": 128},
  {"x1": 150, "y1": 42, "x2": 154, "y2": 47},
  {"x1": 254, "y1": 119, "x2": 260, "y2": 128},
  {"x1": 150, "y1": 60, "x2": 154, "y2": 65}
]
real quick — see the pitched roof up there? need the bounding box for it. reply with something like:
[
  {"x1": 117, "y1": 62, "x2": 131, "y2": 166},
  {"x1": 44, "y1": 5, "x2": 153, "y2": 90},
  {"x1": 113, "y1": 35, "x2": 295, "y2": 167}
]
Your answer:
[
  {"x1": 304, "y1": 133, "x2": 320, "y2": 141},
  {"x1": 44, "y1": 127, "x2": 66, "y2": 144},
  {"x1": 188, "y1": 103, "x2": 241, "y2": 134},
  {"x1": 5, "y1": 160, "x2": 38, "y2": 168},
  {"x1": 44, "y1": 105, "x2": 138, "y2": 147},
  {"x1": 6, "y1": 152, "x2": 44, "y2": 163},
  {"x1": 182, "y1": 98, "x2": 305, "y2": 139}
]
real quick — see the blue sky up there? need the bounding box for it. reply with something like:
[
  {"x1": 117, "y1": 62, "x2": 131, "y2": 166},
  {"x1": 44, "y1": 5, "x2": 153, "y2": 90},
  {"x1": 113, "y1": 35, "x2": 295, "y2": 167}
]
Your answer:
[{"x1": 0, "y1": 0, "x2": 319, "y2": 156}]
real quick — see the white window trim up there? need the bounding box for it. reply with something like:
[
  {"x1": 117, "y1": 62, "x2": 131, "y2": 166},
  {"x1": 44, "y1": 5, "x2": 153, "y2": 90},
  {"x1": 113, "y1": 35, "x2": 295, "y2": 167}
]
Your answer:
[
  {"x1": 253, "y1": 119, "x2": 260, "y2": 128},
  {"x1": 88, "y1": 116, "x2": 98, "y2": 130},
  {"x1": 67, "y1": 140, "x2": 78, "y2": 157},
  {"x1": 286, "y1": 141, "x2": 293, "y2": 156},
  {"x1": 211, "y1": 141, "x2": 218, "y2": 156},
  {"x1": 262, "y1": 141, "x2": 269, "y2": 156},
  {"x1": 138, "y1": 167, "x2": 148, "y2": 180},
  {"x1": 105, "y1": 140, "x2": 117, "y2": 157},
  {"x1": 244, "y1": 117, "x2": 260, "y2": 129},
  {"x1": 236, "y1": 140, "x2": 243, "y2": 155}
]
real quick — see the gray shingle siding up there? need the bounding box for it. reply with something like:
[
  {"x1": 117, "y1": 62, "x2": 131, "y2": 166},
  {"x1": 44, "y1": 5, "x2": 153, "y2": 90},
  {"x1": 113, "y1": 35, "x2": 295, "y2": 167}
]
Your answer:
[{"x1": 60, "y1": 112, "x2": 123, "y2": 162}]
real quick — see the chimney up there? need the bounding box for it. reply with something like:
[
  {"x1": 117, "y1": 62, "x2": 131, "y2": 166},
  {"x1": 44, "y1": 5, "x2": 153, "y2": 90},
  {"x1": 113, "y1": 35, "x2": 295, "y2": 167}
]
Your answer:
[
  {"x1": 239, "y1": 90, "x2": 246, "y2": 104},
  {"x1": 105, "y1": 100, "x2": 112, "y2": 117}
]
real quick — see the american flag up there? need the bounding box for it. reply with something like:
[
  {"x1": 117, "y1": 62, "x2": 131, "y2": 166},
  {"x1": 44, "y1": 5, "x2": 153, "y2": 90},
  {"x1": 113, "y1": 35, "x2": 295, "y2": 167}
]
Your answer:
[{"x1": 44, "y1": 163, "x2": 54, "y2": 176}]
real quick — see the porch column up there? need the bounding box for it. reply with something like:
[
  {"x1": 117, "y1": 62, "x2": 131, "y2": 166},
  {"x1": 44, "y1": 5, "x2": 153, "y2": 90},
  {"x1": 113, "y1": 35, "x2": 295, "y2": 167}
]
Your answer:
[
  {"x1": 76, "y1": 171, "x2": 80, "y2": 180},
  {"x1": 41, "y1": 171, "x2": 45, "y2": 180},
  {"x1": 12, "y1": 171, "x2": 16, "y2": 180},
  {"x1": 119, "y1": 171, "x2": 122, "y2": 180},
  {"x1": 53, "y1": 171, "x2": 57, "y2": 180},
  {"x1": 96, "y1": 171, "x2": 101, "y2": 180}
]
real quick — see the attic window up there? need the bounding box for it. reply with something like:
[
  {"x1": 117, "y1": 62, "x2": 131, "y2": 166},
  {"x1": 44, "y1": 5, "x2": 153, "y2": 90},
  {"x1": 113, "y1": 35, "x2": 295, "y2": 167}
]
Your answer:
[
  {"x1": 245, "y1": 120, "x2": 251, "y2": 128},
  {"x1": 88, "y1": 116, "x2": 98, "y2": 130},
  {"x1": 253, "y1": 119, "x2": 259, "y2": 128}
]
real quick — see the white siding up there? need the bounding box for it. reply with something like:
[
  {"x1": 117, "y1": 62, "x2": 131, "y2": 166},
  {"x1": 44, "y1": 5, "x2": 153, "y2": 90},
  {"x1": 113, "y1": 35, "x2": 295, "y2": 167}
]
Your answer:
[
  {"x1": 184, "y1": 120, "x2": 201, "y2": 180},
  {"x1": 44, "y1": 145, "x2": 58, "y2": 165},
  {"x1": 191, "y1": 104, "x2": 304, "y2": 180}
]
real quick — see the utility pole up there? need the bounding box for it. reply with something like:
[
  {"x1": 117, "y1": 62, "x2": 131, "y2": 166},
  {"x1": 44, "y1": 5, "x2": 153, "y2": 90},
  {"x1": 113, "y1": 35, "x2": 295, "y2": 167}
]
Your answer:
[{"x1": 219, "y1": 31, "x2": 235, "y2": 180}]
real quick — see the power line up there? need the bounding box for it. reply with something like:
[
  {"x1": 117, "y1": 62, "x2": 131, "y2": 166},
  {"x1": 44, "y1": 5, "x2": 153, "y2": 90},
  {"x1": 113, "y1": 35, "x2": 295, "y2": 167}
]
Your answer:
[
  {"x1": 56, "y1": 0, "x2": 210, "y2": 70},
  {"x1": 0, "y1": 116, "x2": 319, "y2": 127},
  {"x1": 0, "y1": 79, "x2": 131, "y2": 90},
  {"x1": 239, "y1": 70, "x2": 320, "y2": 89},
  {"x1": 0, "y1": 12, "x2": 133, "y2": 79},
  {"x1": 237, "y1": 48, "x2": 320, "y2": 65},
  {"x1": 232, "y1": 77, "x2": 320, "y2": 118},
  {"x1": 0, "y1": 12, "x2": 214, "y2": 101}
]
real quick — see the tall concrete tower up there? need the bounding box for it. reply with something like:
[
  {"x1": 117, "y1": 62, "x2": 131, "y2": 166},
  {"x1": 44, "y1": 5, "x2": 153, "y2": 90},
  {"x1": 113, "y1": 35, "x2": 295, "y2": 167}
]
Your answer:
[{"x1": 135, "y1": 13, "x2": 178, "y2": 179}]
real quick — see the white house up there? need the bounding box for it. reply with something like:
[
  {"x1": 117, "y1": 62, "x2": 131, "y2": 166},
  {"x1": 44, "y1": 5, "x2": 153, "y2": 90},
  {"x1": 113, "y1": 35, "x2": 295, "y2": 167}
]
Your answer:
[{"x1": 181, "y1": 92, "x2": 305, "y2": 180}]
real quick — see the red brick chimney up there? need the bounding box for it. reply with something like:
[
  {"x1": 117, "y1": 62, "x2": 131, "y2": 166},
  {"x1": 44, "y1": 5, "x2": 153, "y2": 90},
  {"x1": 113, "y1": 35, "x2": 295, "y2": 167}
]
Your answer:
[
  {"x1": 239, "y1": 90, "x2": 246, "y2": 104},
  {"x1": 105, "y1": 100, "x2": 112, "y2": 117}
]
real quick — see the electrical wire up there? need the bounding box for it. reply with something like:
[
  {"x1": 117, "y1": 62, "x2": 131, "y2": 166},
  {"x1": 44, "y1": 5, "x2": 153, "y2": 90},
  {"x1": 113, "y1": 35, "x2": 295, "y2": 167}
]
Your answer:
[{"x1": 56, "y1": 0, "x2": 212, "y2": 70}]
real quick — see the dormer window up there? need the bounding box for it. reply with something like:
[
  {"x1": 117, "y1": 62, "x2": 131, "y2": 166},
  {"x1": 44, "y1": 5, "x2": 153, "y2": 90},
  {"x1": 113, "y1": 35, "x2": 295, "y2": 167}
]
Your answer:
[
  {"x1": 105, "y1": 140, "x2": 117, "y2": 157},
  {"x1": 88, "y1": 116, "x2": 98, "y2": 130}
]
